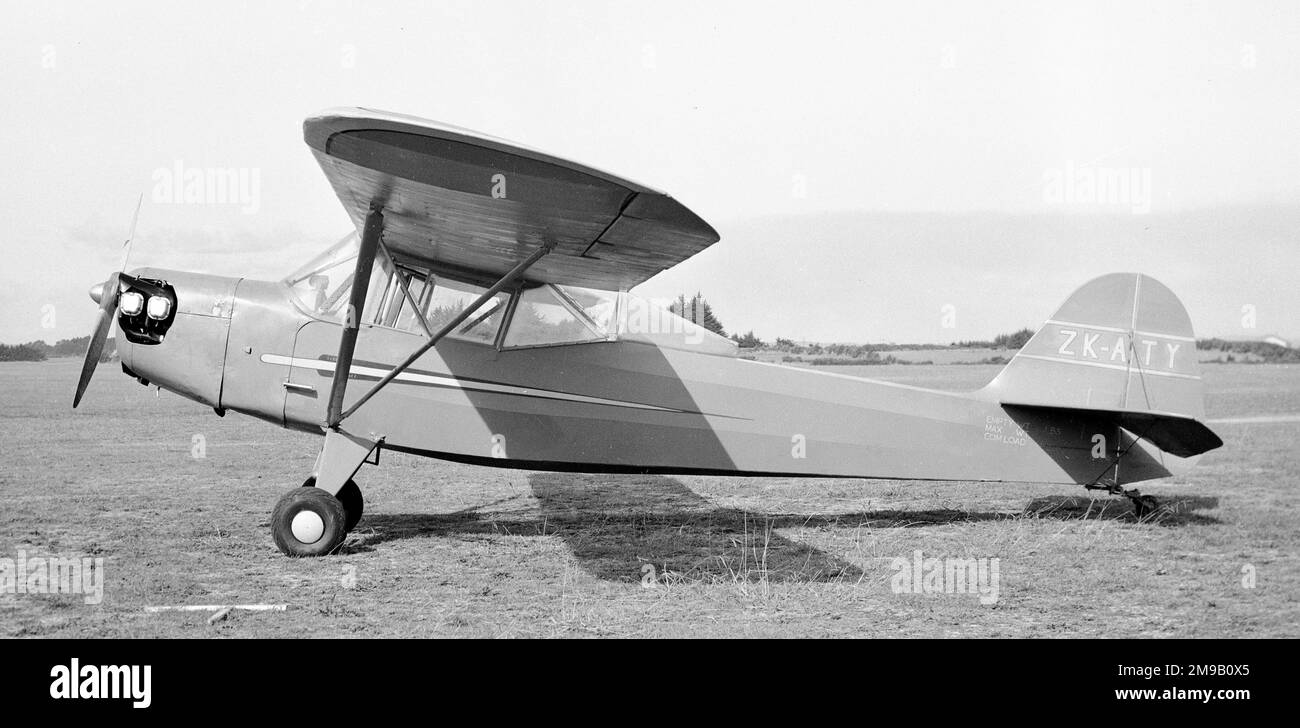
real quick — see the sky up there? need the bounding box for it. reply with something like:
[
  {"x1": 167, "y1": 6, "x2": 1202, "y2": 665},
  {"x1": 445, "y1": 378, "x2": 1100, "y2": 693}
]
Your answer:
[{"x1": 2, "y1": 0, "x2": 1297, "y2": 345}]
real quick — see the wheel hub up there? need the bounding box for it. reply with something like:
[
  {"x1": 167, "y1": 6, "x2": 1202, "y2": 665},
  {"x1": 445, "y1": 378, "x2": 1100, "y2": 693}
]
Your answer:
[{"x1": 290, "y1": 510, "x2": 326, "y2": 544}]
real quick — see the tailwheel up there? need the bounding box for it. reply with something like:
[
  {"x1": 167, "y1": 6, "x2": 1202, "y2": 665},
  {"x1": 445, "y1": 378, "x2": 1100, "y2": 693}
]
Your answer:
[
  {"x1": 272, "y1": 486, "x2": 347, "y2": 557},
  {"x1": 1130, "y1": 493, "x2": 1160, "y2": 519},
  {"x1": 301, "y1": 477, "x2": 363, "y2": 532},
  {"x1": 1084, "y1": 482, "x2": 1161, "y2": 520}
]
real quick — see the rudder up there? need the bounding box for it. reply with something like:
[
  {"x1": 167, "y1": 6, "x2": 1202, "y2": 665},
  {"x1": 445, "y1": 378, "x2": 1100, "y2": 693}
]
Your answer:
[{"x1": 983, "y1": 272, "x2": 1206, "y2": 418}]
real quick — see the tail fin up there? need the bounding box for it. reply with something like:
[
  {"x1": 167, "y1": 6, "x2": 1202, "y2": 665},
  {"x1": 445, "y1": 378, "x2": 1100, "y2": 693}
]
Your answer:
[
  {"x1": 986, "y1": 273, "x2": 1204, "y2": 415},
  {"x1": 984, "y1": 273, "x2": 1221, "y2": 459}
]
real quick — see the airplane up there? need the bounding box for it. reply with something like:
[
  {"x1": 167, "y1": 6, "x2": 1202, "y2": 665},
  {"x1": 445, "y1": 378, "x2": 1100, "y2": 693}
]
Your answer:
[{"x1": 73, "y1": 107, "x2": 1224, "y2": 556}]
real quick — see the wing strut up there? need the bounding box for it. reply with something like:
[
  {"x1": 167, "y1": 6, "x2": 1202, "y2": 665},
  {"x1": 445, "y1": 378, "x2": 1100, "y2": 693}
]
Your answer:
[
  {"x1": 331, "y1": 237, "x2": 556, "y2": 425},
  {"x1": 325, "y1": 205, "x2": 384, "y2": 428}
]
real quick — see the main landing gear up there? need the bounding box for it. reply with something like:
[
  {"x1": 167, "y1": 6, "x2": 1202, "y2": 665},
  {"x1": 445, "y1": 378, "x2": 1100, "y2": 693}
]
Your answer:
[
  {"x1": 271, "y1": 430, "x2": 380, "y2": 557},
  {"x1": 271, "y1": 480, "x2": 363, "y2": 556},
  {"x1": 1085, "y1": 482, "x2": 1161, "y2": 519}
]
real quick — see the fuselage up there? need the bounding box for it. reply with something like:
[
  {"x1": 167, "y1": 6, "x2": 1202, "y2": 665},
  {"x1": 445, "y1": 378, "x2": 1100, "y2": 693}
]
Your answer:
[{"x1": 116, "y1": 268, "x2": 1177, "y2": 487}]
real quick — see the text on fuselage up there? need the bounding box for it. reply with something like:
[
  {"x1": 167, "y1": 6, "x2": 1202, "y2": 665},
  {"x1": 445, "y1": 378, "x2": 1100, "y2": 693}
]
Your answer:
[{"x1": 1055, "y1": 328, "x2": 1180, "y2": 369}]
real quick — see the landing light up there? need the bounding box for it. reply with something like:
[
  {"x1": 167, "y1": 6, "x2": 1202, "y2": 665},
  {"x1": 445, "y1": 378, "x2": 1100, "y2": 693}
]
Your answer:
[
  {"x1": 146, "y1": 296, "x2": 172, "y2": 321},
  {"x1": 120, "y1": 291, "x2": 144, "y2": 316}
]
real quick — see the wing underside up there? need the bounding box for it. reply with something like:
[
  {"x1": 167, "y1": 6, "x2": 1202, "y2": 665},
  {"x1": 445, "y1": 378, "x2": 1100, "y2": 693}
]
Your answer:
[{"x1": 305, "y1": 108, "x2": 719, "y2": 290}]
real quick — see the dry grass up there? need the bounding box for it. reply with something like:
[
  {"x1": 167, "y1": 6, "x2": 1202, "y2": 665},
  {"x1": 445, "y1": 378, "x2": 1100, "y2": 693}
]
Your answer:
[{"x1": 0, "y1": 360, "x2": 1296, "y2": 638}]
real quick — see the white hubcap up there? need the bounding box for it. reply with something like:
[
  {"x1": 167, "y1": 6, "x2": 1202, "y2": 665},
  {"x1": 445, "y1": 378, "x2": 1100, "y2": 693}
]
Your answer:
[{"x1": 290, "y1": 510, "x2": 326, "y2": 544}]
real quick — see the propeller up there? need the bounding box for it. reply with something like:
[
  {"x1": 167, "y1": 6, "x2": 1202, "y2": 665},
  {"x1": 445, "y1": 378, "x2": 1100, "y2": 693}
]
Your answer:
[{"x1": 73, "y1": 195, "x2": 142, "y2": 408}]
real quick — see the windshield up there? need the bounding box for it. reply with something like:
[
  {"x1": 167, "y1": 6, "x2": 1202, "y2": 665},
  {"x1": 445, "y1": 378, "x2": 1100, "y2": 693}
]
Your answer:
[
  {"x1": 286, "y1": 234, "x2": 505, "y2": 343},
  {"x1": 284, "y1": 233, "x2": 363, "y2": 318}
]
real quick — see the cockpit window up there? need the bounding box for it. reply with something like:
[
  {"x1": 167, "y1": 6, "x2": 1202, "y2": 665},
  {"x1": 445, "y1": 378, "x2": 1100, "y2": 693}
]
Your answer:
[
  {"x1": 366, "y1": 266, "x2": 507, "y2": 343},
  {"x1": 503, "y1": 284, "x2": 610, "y2": 348},
  {"x1": 393, "y1": 274, "x2": 432, "y2": 331},
  {"x1": 286, "y1": 235, "x2": 504, "y2": 343},
  {"x1": 556, "y1": 286, "x2": 619, "y2": 332},
  {"x1": 425, "y1": 276, "x2": 507, "y2": 343},
  {"x1": 288, "y1": 236, "x2": 735, "y2": 354}
]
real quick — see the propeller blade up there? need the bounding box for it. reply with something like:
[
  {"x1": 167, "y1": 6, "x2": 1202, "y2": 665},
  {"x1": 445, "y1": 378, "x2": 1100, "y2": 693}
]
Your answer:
[
  {"x1": 119, "y1": 193, "x2": 143, "y2": 272},
  {"x1": 73, "y1": 272, "x2": 121, "y2": 409},
  {"x1": 75, "y1": 194, "x2": 144, "y2": 409}
]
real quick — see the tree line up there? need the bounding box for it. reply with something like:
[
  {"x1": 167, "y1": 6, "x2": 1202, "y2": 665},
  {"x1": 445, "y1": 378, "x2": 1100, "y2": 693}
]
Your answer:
[{"x1": 0, "y1": 336, "x2": 114, "y2": 362}]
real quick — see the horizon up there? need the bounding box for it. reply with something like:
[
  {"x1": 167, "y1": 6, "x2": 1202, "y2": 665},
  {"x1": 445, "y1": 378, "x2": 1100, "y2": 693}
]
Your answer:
[{"x1": 2, "y1": 204, "x2": 1297, "y2": 347}]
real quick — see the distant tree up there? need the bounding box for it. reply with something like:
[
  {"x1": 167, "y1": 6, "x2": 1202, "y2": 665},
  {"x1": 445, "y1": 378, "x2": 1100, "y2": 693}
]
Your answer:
[
  {"x1": 0, "y1": 343, "x2": 48, "y2": 362},
  {"x1": 0, "y1": 337, "x2": 114, "y2": 363},
  {"x1": 771, "y1": 337, "x2": 807, "y2": 354},
  {"x1": 992, "y1": 328, "x2": 1035, "y2": 350},
  {"x1": 51, "y1": 336, "x2": 93, "y2": 357},
  {"x1": 426, "y1": 302, "x2": 470, "y2": 330},
  {"x1": 730, "y1": 330, "x2": 764, "y2": 348},
  {"x1": 669, "y1": 292, "x2": 727, "y2": 337},
  {"x1": 1196, "y1": 338, "x2": 1300, "y2": 362}
]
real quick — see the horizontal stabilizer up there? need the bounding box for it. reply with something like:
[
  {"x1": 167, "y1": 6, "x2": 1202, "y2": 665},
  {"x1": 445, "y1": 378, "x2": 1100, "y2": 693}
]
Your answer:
[{"x1": 1002, "y1": 402, "x2": 1223, "y2": 458}]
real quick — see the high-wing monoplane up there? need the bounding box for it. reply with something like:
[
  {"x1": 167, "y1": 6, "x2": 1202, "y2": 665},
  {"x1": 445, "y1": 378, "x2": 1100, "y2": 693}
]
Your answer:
[{"x1": 75, "y1": 108, "x2": 1223, "y2": 555}]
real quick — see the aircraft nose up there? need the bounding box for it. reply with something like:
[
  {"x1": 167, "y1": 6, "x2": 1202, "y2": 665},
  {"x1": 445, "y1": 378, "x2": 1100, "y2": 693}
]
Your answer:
[
  {"x1": 117, "y1": 268, "x2": 239, "y2": 410},
  {"x1": 89, "y1": 282, "x2": 105, "y2": 304}
]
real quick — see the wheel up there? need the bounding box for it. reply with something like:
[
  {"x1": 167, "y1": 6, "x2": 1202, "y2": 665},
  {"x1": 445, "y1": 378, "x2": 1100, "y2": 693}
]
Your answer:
[
  {"x1": 301, "y1": 478, "x2": 363, "y2": 532},
  {"x1": 1132, "y1": 494, "x2": 1160, "y2": 519},
  {"x1": 272, "y1": 486, "x2": 347, "y2": 557}
]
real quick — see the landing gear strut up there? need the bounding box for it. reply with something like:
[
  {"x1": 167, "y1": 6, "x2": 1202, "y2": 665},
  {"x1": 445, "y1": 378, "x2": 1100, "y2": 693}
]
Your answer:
[
  {"x1": 1085, "y1": 482, "x2": 1160, "y2": 518},
  {"x1": 306, "y1": 477, "x2": 363, "y2": 531}
]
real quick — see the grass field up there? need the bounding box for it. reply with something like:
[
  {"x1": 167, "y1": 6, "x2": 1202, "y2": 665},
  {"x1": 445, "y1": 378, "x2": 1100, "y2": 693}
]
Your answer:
[{"x1": 1, "y1": 359, "x2": 1296, "y2": 638}]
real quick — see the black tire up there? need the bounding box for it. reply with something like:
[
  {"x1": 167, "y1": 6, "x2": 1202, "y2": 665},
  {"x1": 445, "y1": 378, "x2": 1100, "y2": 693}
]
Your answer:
[
  {"x1": 272, "y1": 486, "x2": 347, "y2": 557},
  {"x1": 336, "y1": 480, "x2": 364, "y2": 532},
  {"x1": 1132, "y1": 494, "x2": 1160, "y2": 519},
  {"x1": 301, "y1": 477, "x2": 363, "y2": 532}
]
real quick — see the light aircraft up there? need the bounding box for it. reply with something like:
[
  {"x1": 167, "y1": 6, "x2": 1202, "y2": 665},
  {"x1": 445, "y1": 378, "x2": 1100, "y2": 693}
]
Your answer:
[{"x1": 74, "y1": 108, "x2": 1223, "y2": 556}]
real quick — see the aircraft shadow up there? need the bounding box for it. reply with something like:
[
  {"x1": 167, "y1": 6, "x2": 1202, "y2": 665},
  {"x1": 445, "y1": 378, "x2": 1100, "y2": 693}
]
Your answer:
[
  {"x1": 348, "y1": 476, "x2": 1219, "y2": 577},
  {"x1": 350, "y1": 474, "x2": 865, "y2": 582}
]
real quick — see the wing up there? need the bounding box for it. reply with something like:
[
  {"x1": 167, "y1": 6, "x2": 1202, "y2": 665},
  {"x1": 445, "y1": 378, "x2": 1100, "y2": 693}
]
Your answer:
[{"x1": 304, "y1": 107, "x2": 719, "y2": 290}]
